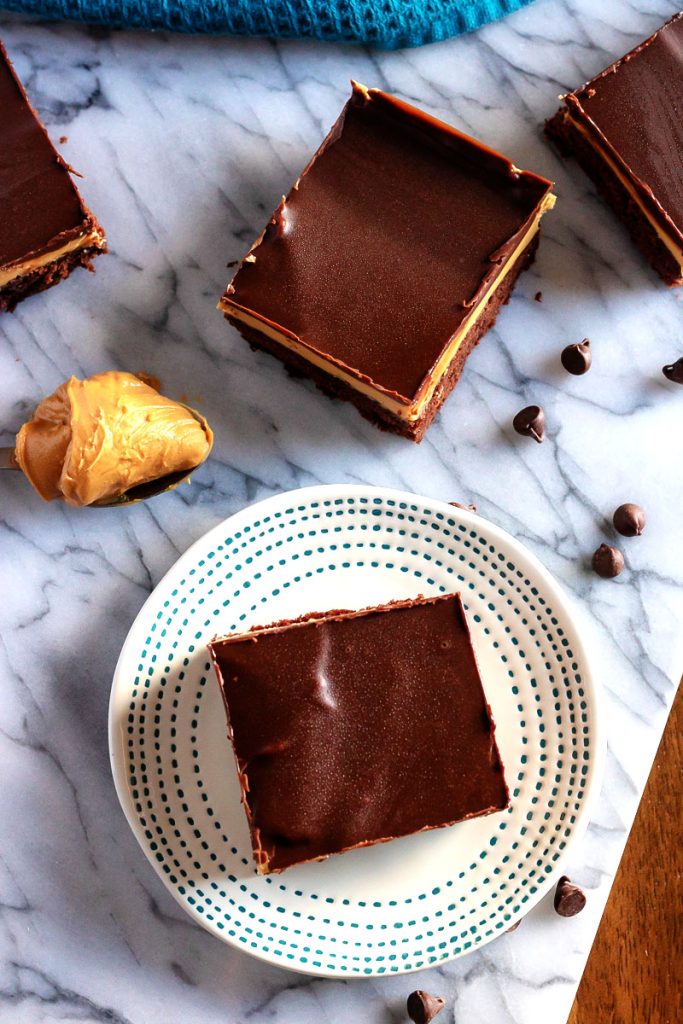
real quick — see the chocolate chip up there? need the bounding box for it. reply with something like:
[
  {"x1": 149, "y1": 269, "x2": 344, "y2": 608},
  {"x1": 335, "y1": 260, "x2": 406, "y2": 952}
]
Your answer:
[
  {"x1": 591, "y1": 543, "x2": 625, "y2": 578},
  {"x1": 561, "y1": 338, "x2": 592, "y2": 375},
  {"x1": 506, "y1": 918, "x2": 522, "y2": 933},
  {"x1": 513, "y1": 405, "x2": 545, "y2": 443},
  {"x1": 449, "y1": 501, "x2": 477, "y2": 512},
  {"x1": 553, "y1": 875, "x2": 587, "y2": 917},
  {"x1": 534, "y1": 291, "x2": 543, "y2": 302},
  {"x1": 662, "y1": 358, "x2": 683, "y2": 384},
  {"x1": 613, "y1": 503, "x2": 646, "y2": 537},
  {"x1": 407, "y1": 991, "x2": 445, "y2": 1024}
]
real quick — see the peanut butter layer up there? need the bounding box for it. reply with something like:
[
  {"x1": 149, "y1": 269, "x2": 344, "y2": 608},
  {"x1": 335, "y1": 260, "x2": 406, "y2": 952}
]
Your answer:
[
  {"x1": 0, "y1": 228, "x2": 106, "y2": 288},
  {"x1": 220, "y1": 83, "x2": 554, "y2": 411},
  {"x1": 15, "y1": 371, "x2": 213, "y2": 507}
]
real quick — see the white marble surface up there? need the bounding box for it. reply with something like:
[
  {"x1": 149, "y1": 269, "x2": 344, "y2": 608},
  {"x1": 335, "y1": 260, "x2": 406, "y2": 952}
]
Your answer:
[{"x1": 0, "y1": 1, "x2": 681, "y2": 1021}]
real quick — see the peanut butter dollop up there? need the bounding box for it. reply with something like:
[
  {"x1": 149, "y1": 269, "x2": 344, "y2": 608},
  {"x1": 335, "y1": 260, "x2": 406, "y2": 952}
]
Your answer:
[{"x1": 15, "y1": 371, "x2": 213, "y2": 507}]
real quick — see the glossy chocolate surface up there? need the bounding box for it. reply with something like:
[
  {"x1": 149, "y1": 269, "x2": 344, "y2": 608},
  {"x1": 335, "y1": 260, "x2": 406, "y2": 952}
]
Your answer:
[
  {"x1": 209, "y1": 593, "x2": 509, "y2": 872},
  {"x1": 225, "y1": 85, "x2": 553, "y2": 400},
  {"x1": 565, "y1": 13, "x2": 683, "y2": 237},
  {"x1": 0, "y1": 39, "x2": 91, "y2": 267}
]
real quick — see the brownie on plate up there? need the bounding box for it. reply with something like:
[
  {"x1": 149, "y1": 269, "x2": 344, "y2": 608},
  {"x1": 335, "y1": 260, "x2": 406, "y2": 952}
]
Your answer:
[{"x1": 209, "y1": 593, "x2": 509, "y2": 873}]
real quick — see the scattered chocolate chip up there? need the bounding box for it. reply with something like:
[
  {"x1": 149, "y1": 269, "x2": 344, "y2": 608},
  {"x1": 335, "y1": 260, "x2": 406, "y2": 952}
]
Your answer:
[
  {"x1": 553, "y1": 875, "x2": 587, "y2": 917},
  {"x1": 561, "y1": 338, "x2": 592, "y2": 375},
  {"x1": 59, "y1": 134, "x2": 68, "y2": 144},
  {"x1": 506, "y1": 918, "x2": 522, "y2": 933},
  {"x1": 449, "y1": 501, "x2": 477, "y2": 512},
  {"x1": 407, "y1": 991, "x2": 445, "y2": 1024},
  {"x1": 613, "y1": 503, "x2": 646, "y2": 537},
  {"x1": 591, "y1": 543, "x2": 625, "y2": 578},
  {"x1": 513, "y1": 405, "x2": 545, "y2": 443},
  {"x1": 534, "y1": 291, "x2": 543, "y2": 303},
  {"x1": 662, "y1": 358, "x2": 683, "y2": 384}
]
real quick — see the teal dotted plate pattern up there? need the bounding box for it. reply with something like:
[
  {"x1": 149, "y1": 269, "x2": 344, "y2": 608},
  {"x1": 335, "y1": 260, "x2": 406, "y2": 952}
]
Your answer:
[{"x1": 109, "y1": 485, "x2": 604, "y2": 977}]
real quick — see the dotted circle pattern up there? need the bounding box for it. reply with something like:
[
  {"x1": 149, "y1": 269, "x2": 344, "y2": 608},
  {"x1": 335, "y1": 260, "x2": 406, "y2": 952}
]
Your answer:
[{"x1": 111, "y1": 489, "x2": 600, "y2": 977}]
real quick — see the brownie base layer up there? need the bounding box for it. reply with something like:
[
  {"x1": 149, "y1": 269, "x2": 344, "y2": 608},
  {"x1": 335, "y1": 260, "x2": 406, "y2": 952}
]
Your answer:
[
  {"x1": 0, "y1": 243, "x2": 106, "y2": 313},
  {"x1": 546, "y1": 109, "x2": 682, "y2": 287},
  {"x1": 225, "y1": 233, "x2": 539, "y2": 442}
]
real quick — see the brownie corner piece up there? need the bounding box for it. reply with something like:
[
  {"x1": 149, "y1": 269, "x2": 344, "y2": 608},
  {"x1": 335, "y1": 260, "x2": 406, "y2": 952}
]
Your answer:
[
  {"x1": 209, "y1": 593, "x2": 508, "y2": 874},
  {"x1": 0, "y1": 38, "x2": 107, "y2": 312},
  {"x1": 546, "y1": 13, "x2": 683, "y2": 286},
  {"x1": 219, "y1": 83, "x2": 554, "y2": 440}
]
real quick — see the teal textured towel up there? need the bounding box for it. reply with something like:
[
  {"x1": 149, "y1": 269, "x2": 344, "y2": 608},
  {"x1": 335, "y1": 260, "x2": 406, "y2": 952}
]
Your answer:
[{"x1": 0, "y1": 1, "x2": 535, "y2": 47}]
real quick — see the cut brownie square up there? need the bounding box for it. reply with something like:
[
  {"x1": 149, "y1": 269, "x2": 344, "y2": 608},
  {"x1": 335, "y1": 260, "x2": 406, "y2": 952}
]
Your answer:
[
  {"x1": 219, "y1": 83, "x2": 555, "y2": 440},
  {"x1": 208, "y1": 593, "x2": 509, "y2": 874},
  {"x1": 0, "y1": 38, "x2": 107, "y2": 311},
  {"x1": 546, "y1": 13, "x2": 683, "y2": 286}
]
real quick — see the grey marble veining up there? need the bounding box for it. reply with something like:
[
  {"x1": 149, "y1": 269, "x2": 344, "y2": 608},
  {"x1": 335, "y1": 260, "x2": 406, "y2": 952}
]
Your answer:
[{"x1": 0, "y1": 1, "x2": 681, "y2": 1021}]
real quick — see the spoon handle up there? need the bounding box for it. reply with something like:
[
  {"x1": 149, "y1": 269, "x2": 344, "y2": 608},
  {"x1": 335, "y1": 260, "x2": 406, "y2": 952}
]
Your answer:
[{"x1": 0, "y1": 447, "x2": 19, "y2": 470}]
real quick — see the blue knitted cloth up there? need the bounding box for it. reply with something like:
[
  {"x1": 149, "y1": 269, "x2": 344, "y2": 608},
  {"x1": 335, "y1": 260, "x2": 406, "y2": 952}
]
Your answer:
[{"x1": 0, "y1": 1, "x2": 534, "y2": 47}]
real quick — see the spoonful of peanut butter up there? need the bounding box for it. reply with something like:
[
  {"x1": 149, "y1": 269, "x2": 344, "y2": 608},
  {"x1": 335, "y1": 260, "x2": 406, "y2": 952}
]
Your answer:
[{"x1": 4, "y1": 370, "x2": 213, "y2": 507}]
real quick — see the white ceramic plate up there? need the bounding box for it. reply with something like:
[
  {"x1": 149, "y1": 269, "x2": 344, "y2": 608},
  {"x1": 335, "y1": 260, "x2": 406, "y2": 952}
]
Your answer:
[{"x1": 109, "y1": 485, "x2": 604, "y2": 977}]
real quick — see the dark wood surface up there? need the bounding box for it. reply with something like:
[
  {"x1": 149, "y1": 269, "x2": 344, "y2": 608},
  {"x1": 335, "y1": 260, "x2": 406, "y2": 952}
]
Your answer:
[{"x1": 568, "y1": 684, "x2": 682, "y2": 1024}]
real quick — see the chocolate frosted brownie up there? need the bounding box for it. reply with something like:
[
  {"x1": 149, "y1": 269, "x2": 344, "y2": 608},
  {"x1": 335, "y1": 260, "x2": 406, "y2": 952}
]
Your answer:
[
  {"x1": 0, "y1": 38, "x2": 106, "y2": 311},
  {"x1": 546, "y1": 13, "x2": 683, "y2": 286},
  {"x1": 220, "y1": 83, "x2": 555, "y2": 440},
  {"x1": 209, "y1": 593, "x2": 509, "y2": 873}
]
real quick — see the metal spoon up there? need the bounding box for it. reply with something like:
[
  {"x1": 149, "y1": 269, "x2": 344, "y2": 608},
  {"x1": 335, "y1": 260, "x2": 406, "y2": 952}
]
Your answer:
[{"x1": 0, "y1": 405, "x2": 212, "y2": 508}]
